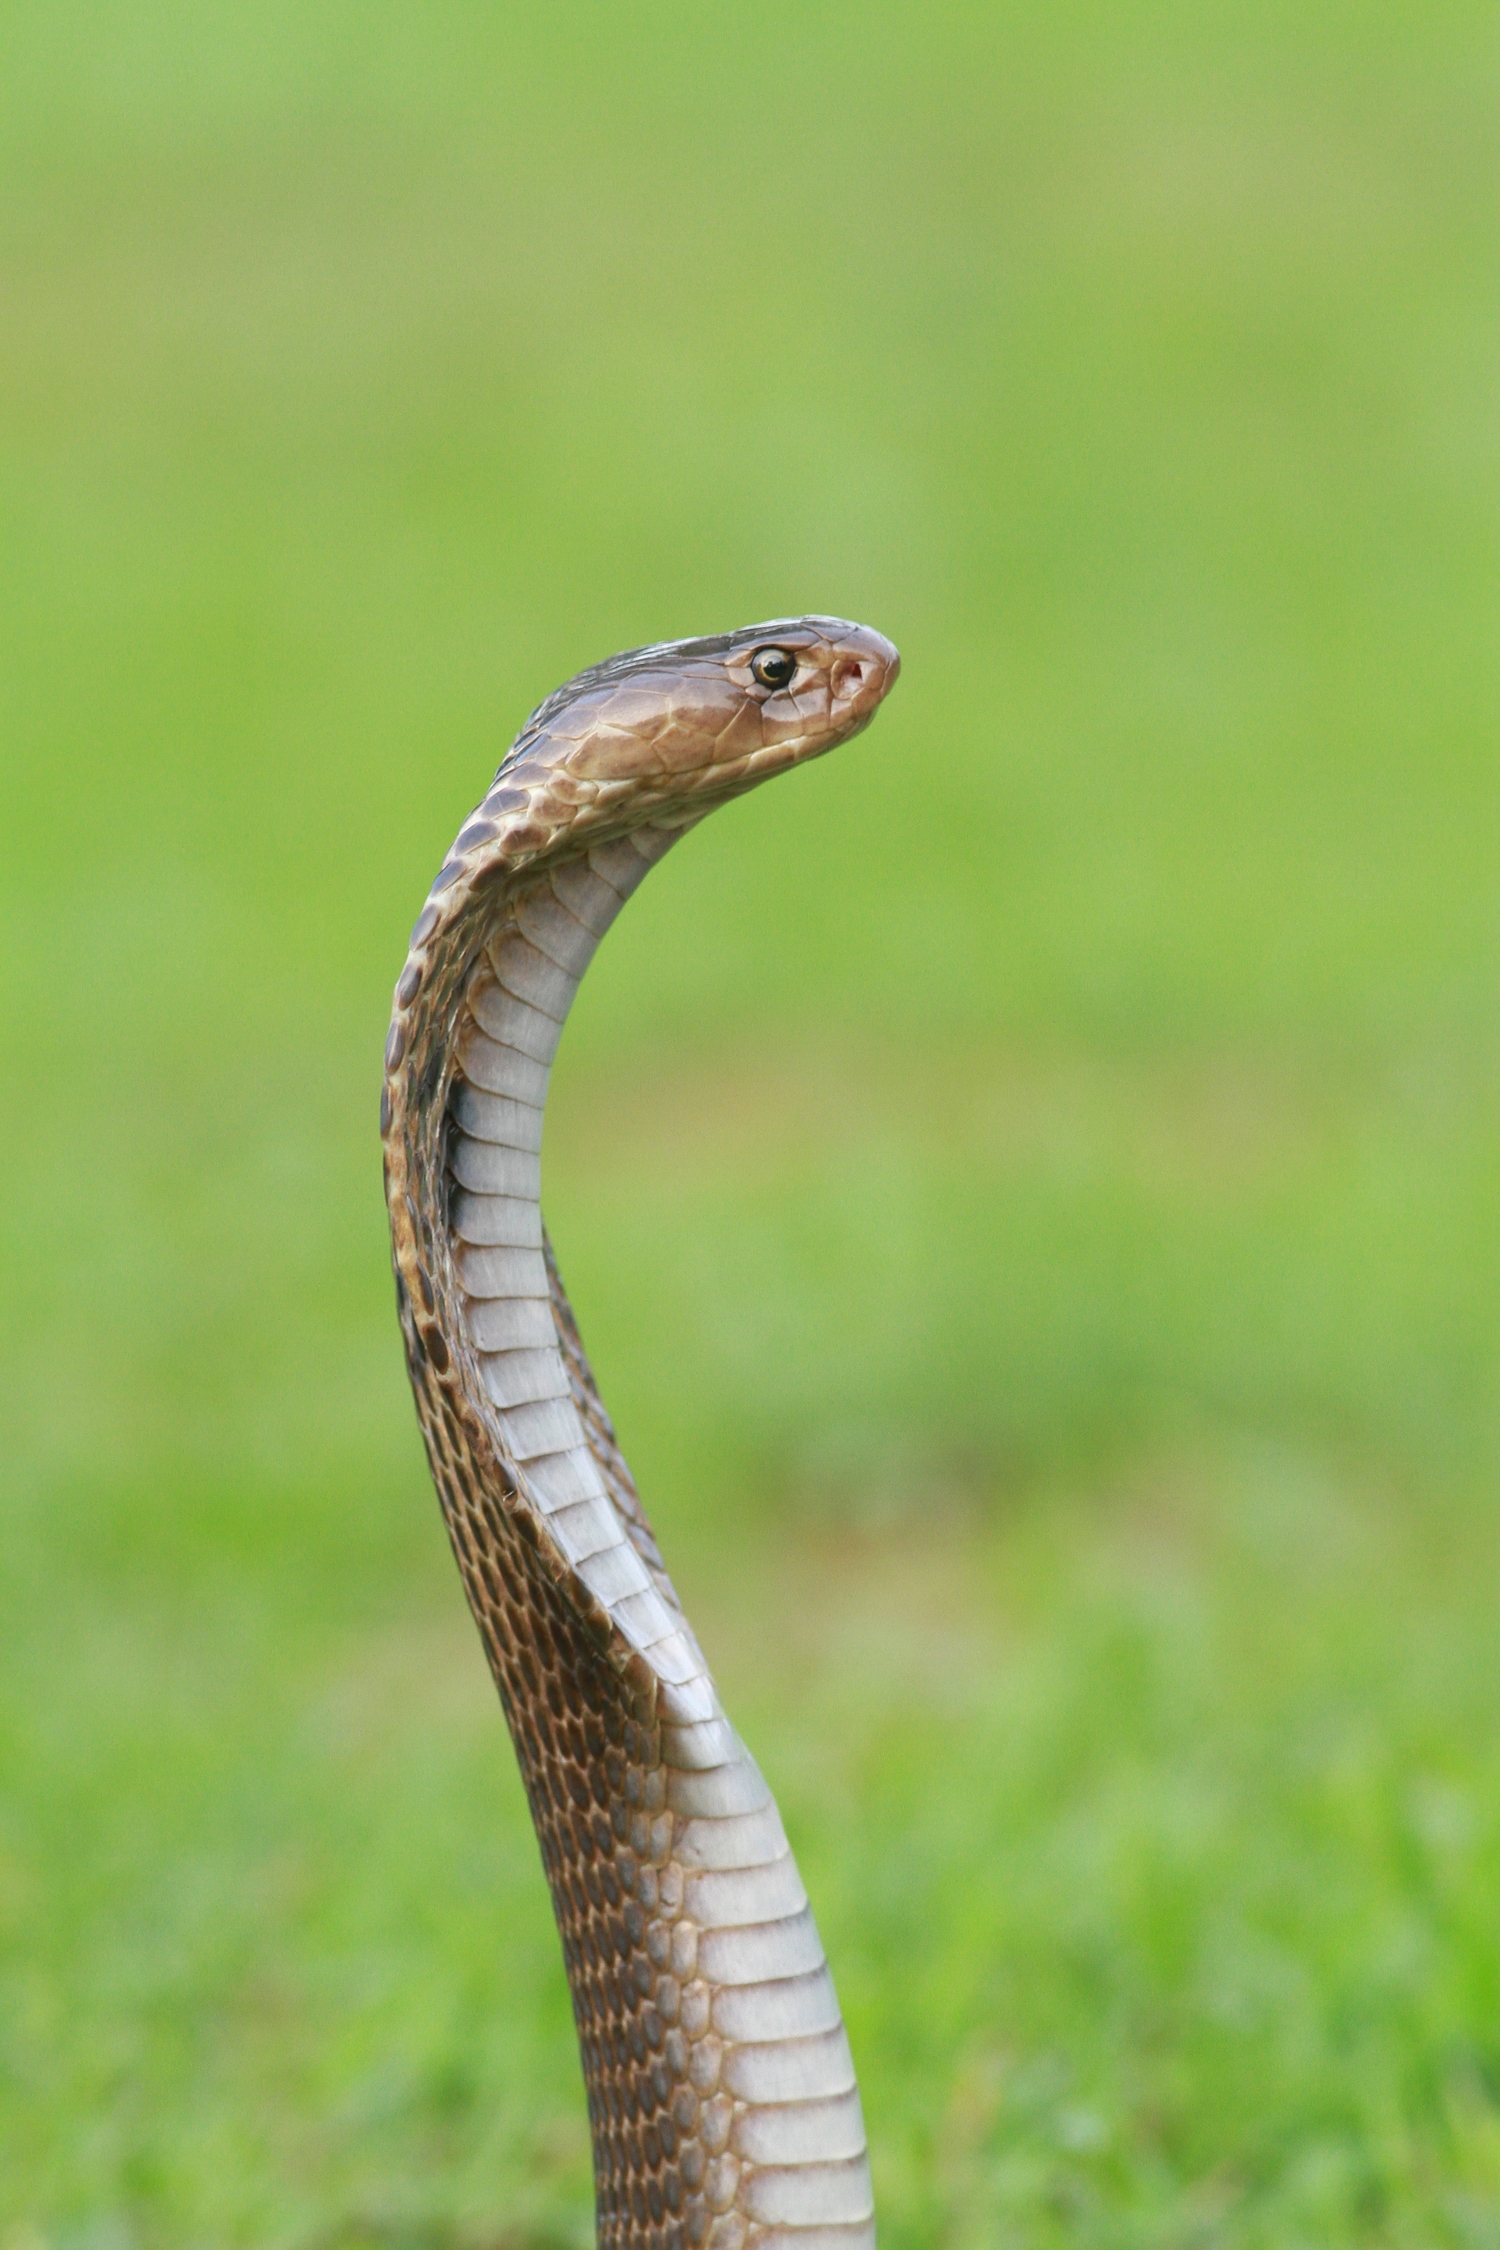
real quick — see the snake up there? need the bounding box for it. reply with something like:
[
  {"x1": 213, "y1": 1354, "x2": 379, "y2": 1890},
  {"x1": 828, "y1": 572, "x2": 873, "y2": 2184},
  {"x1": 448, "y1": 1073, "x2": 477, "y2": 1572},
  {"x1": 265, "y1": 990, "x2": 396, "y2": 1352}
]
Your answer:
[{"x1": 382, "y1": 617, "x2": 901, "y2": 2249}]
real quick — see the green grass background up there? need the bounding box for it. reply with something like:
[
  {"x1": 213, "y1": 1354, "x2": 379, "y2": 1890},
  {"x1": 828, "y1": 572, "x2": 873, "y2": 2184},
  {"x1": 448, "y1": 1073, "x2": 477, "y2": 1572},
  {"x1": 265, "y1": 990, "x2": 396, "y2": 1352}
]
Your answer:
[{"x1": 2, "y1": 3, "x2": 1498, "y2": 2244}]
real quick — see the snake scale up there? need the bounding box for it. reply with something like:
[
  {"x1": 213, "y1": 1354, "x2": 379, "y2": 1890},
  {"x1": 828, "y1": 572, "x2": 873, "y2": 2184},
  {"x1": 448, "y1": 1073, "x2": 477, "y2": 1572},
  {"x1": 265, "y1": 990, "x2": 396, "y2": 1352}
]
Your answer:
[{"x1": 382, "y1": 618, "x2": 900, "y2": 2248}]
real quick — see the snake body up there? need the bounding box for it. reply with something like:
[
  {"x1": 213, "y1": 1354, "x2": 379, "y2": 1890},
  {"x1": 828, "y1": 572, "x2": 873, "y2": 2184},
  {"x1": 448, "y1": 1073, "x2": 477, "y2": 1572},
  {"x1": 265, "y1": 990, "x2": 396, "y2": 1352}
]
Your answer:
[{"x1": 382, "y1": 618, "x2": 900, "y2": 2248}]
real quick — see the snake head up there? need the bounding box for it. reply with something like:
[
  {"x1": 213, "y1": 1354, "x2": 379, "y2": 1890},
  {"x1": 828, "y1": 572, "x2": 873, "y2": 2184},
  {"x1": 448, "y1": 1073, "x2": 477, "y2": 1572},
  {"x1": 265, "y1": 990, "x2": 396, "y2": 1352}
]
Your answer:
[
  {"x1": 497, "y1": 616, "x2": 900, "y2": 845},
  {"x1": 407, "y1": 617, "x2": 901, "y2": 904}
]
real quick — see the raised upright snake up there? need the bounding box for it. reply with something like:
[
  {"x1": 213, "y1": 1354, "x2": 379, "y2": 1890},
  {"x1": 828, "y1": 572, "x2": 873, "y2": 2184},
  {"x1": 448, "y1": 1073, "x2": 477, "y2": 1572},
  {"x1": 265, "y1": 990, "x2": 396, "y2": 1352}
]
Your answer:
[{"x1": 382, "y1": 618, "x2": 901, "y2": 2248}]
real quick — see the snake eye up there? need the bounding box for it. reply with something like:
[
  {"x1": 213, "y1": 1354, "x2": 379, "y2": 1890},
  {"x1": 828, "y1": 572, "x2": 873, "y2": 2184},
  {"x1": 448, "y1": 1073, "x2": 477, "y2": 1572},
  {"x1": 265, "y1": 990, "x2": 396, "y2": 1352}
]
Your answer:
[{"x1": 750, "y1": 647, "x2": 797, "y2": 690}]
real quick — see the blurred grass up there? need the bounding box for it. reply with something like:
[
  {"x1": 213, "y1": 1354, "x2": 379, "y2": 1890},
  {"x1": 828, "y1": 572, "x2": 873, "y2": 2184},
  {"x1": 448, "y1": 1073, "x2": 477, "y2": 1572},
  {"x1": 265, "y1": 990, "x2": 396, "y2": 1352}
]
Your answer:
[{"x1": 2, "y1": 2, "x2": 1498, "y2": 2244}]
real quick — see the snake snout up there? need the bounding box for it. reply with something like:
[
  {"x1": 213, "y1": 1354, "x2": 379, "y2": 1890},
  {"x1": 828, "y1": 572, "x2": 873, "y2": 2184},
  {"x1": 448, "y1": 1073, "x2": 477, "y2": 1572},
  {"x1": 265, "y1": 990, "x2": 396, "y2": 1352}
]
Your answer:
[{"x1": 828, "y1": 627, "x2": 900, "y2": 718}]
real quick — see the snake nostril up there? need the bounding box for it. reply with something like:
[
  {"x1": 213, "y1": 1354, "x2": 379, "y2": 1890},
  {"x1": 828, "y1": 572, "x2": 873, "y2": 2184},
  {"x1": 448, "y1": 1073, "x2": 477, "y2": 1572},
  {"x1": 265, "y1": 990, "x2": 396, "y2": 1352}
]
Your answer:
[{"x1": 832, "y1": 658, "x2": 865, "y2": 699}]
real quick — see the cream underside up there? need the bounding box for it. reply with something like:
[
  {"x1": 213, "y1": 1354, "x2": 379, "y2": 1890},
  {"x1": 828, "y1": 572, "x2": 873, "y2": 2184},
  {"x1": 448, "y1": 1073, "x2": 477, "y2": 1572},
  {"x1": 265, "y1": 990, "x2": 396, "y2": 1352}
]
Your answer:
[{"x1": 446, "y1": 828, "x2": 875, "y2": 2245}]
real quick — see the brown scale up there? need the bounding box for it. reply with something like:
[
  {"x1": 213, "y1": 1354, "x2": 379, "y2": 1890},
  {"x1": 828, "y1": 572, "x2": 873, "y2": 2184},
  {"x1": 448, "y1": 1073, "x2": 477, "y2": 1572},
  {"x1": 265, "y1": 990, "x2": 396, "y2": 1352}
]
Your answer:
[
  {"x1": 399, "y1": 1284, "x2": 712, "y2": 2248},
  {"x1": 387, "y1": 884, "x2": 720, "y2": 2250}
]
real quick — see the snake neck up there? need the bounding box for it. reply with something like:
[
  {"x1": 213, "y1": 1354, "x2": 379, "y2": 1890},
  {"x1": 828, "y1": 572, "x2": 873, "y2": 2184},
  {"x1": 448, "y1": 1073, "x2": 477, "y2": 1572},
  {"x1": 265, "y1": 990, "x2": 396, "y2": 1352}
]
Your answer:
[{"x1": 384, "y1": 825, "x2": 876, "y2": 2249}]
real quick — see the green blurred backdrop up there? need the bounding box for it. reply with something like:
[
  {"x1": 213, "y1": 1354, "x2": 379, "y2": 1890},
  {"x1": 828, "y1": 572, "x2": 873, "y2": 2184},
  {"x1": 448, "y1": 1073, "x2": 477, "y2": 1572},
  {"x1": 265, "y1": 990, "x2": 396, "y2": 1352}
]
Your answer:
[{"x1": 2, "y1": 4, "x2": 1498, "y2": 2245}]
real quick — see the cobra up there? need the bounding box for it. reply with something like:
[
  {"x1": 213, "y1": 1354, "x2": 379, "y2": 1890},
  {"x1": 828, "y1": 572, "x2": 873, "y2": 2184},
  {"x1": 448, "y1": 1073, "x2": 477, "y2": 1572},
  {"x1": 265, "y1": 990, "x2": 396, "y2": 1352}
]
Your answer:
[{"x1": 382, "y1": 617, "x2": 901, "y2": 2248}]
